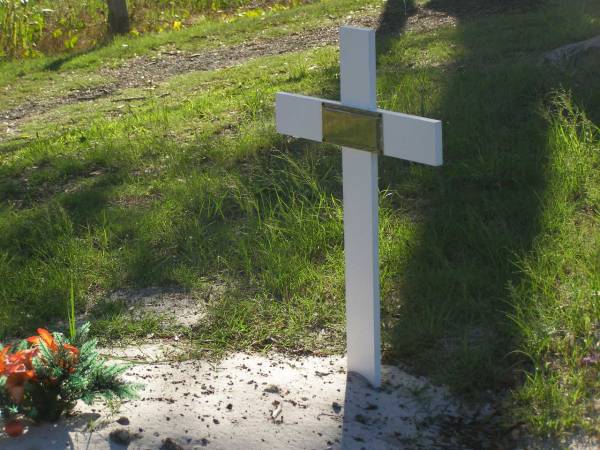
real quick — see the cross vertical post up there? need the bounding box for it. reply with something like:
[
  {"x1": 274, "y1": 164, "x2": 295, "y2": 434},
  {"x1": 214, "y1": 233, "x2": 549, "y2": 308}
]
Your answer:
[
  {"x1": 339, "y1": 27, "x2": 381, "y2": 388},
  {"x1": 275, "y1": 26, "x2": 443, "y2": 389}
]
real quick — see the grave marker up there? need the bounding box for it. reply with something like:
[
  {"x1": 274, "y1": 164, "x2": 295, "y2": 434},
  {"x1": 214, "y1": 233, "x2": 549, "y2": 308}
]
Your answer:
[{"x1": 276, "y1": 26, "x2": 443, "y2": 387}]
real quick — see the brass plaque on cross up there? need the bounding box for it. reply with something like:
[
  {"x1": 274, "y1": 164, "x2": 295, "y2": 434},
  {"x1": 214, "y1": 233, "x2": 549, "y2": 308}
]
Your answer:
[{"x1": 322, "y1": 103, "x2": 382, "y2": 153}]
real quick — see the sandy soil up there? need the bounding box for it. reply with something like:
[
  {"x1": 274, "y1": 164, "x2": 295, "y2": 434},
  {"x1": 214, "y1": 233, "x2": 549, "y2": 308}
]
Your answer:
[
  {"x1": 106, "y1": 287, "x2": 207, "y2": 328},
  {"x1": 0, "y1": 350, "x2": 480, "y2": 450}
]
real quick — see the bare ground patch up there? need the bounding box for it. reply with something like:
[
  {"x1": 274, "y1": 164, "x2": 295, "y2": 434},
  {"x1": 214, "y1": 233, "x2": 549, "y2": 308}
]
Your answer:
[
  {"x1": 105, "y1": 287, "x2": 206, "y2": 328},
  {"x1": 0, "y1": 351, "x2": 509, "y2": 449},
  {"x1": 49, "y1": 286, "x2": 217, "y2": 343}
]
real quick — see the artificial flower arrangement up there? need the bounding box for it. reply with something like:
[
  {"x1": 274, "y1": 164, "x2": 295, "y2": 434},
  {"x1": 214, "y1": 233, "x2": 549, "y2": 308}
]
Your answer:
[{"x1": 0, "y1": 323, "x2": 138, "y2": 438}]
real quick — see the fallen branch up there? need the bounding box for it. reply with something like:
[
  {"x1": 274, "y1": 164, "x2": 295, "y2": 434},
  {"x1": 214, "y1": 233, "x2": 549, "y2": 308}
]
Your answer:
[
  {"x1": 542, "y1": 35, "x2": 600, "y2": 64},
  {"x1": 111, "y1": 93, "x2": 170, "y2": 103},
  {"x1": 111, "y1": 96, "x2": 147, "y2": 102}
]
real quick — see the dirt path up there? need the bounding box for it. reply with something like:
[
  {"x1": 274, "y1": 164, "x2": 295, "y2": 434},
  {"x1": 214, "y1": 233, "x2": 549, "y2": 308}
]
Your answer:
[{"x1": 0, "y1": 6, "x2": 456, "y2": 141}]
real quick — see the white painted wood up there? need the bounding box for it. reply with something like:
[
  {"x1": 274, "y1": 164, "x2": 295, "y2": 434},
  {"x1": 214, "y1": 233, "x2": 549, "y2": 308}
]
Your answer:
[
  {"x1": 276, "y1": 93, "x2": 443, "y2": 167},
  {"x1": 275, "y1": 93, "x2": 323, "y2": 142},
  {"x1": 382, "y1": 111, "x2": 443, "y2": 166},
  {"x1": 342, "y1": 148, "x2": 381, "y2": 387},
  {"x1": 275, "y1": 25, "x2": 443, "y2": 389},
  {"x1": 340, "y1": 26, "x2": 377, "y2": 111},
  {"x1": 340, "y1": 26, "x2": 381, "y2": 388}
]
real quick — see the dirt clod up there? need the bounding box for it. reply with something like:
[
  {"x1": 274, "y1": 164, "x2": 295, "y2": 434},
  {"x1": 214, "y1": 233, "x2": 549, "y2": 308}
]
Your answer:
[
  {"x1": 264, "y1": 384, "x2": 280, "y2": 394},
  {"x1": 116, "y1": 416, "x2": 130, "y2": 425},
  {"x1": 109, "y1": 428, "x2": 140, "y2": 445},
  {"x1": 161, "y1": 437, "x2": 184, "y2": 450}
]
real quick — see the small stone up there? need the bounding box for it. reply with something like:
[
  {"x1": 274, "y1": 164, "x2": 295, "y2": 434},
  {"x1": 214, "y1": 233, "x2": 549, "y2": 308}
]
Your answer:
[
  {"x1": 332, "y1": 402, "x2": 342, "y2": 413},
  {"x1": 109, "y1": 429, "x2": 140, "y2": 445},
  {"x1": 116, "y1": 416, "x2": 130, "y2": 425},
  {"x1": 264, "y1": 384, "x2": 280, "y2": 394},
  {"x1": 355, "y1": 414, "x2": 367, "y2": 424},
  {"x1": 226, "y1": 403, "x2": 233, "y2": 411},
  {"x1": 161, "y1": 437, "x2": 184, "y2": 450}
]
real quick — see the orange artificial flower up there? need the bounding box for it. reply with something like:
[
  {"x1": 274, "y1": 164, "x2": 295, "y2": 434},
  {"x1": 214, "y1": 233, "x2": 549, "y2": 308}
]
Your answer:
[
  {"x1": 24, "y1": 336, "x2": 39, "y2": 346},
  {"x1": 24, "y1": 329, "x2": 80, "y2": 374},
  {"x1": 26, "y1": 328, "x2": 58, "y2": 352},
  {"x1": 60, "y1": 344, "x2": 79, "y2": 373},
  {"x1": 1, "y1": 330, "x2": 82, "y2": 403},
  {"x1": 62, "y1": 344, "x2": 79, "y2": 357},
  {"x1": 5, "y1": 362, "x2": 35, "y2": 403},
  {"x1": 7, "y1": 349, "x2": 36, "y2": 369},
  {"x1": 26, "y1": 329, "x2": 79, "y2": 359},
  {"x1": 4, "y1": 419, "x2": 25, "y2": 438},
  {"x1": 0, "y1": 344, "x2": 11, "y2": 374},
  {"x1": 2, "y1": 349, "x2": 37, "y2": 404}
]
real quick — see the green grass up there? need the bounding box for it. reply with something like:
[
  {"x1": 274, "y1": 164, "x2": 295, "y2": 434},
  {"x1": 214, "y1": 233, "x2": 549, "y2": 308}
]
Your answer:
[
  {"x1": 0, "y1": 0, "x2": 381, "y2": 111},
  {"x1": 510, "y1": 95, "x2": 600, "y2": 434},
  {"x1": 90, "y1": 300, "x2": 189, "y2": 344},
  {"x1": 1, "y1": 0, "x2": 599, "y2": 439}
]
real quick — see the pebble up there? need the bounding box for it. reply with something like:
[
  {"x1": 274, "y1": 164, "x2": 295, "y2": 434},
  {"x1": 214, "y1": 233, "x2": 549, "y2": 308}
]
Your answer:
[
  {"x1": 109, "y1": 428, "x2": 141, "y2": 445},
  {"x1": 116, "y1": 416, "x2": 130, "y2": 425},
  {"x1": 264, "y1": 384, "x2": 281, "y2": 394},
  {"x1": 160, "y1": 437, "x2": 184, "y2": 450}
]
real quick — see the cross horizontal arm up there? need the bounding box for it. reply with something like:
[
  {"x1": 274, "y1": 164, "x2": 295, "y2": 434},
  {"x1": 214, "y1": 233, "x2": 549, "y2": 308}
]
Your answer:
[
  {"x1": 276, "y1": 93, "x2": 324, "y2": 142},
  {"x1": 382, "y1": 110, "x2": 442, "y2": 166},
  {"x1": 275, "y1": 92, "x2": 443, "y2": 166}
]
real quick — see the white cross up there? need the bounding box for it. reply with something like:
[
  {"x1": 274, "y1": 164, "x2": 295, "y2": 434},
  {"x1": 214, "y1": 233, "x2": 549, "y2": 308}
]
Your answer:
[{"x1": 275, "y1": 26, "x2": 442, "y2": 388}]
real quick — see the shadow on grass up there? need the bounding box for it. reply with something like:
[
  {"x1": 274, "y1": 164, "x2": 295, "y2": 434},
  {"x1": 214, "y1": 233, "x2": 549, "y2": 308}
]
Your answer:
[
  {"x1": 375, "y1": 0, "x2": 598, "y2": 403},
  {"x1": 42, "y1": 36, "x2": 113, "y2": 72},
  {"x1": 0, "y1": 138, "x2": 33, "y2": 156},
  {"x1": 0, "y1": 155, "x2": 132, "y2": 336}
]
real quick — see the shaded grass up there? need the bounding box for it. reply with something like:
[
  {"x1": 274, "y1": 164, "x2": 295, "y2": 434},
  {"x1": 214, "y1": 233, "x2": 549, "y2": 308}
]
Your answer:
[
  {"x1": 0, "y1": 0, "x2": 599, "y2": 438},
  {"x1": 376, "y1": 0, "x2": 600, "y2": 435}
]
